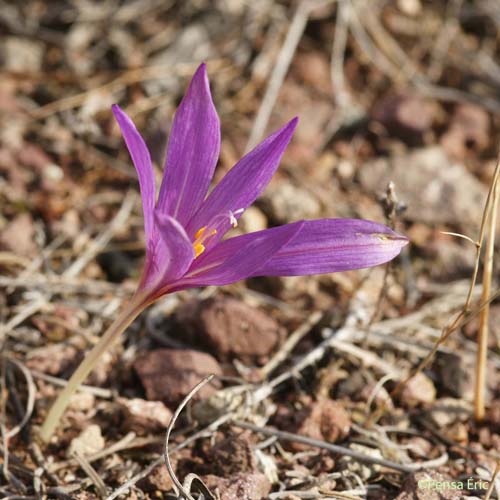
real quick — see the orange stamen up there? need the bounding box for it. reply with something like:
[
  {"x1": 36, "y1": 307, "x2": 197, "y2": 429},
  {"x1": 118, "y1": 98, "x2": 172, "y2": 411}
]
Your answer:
[{"x1": 192, "y1": 227, "x2": 217, "y2": 258}]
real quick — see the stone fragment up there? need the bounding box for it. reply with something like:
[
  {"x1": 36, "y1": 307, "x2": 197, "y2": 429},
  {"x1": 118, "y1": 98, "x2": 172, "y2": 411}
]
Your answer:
[
  {"x1": 4, "y1": 37, "x2": 44, "y2": 72},
  {"x1": 290, "y1": 397, "x2": 351, "y2": 451},
  {"x1": 260, "y1": 182, "x2": 321, "y2": 225},
  {"x1": 428, "y1": 398, "x2": 470, "y2": 428},
  {"x1": 400, "y1": 373, "x2": 436, "y2": 407},
  {"x1": 68, "y1": 392, "x2": 95, "y2": 412},
  {"x1": 26, "y1": 344, "x2": 78, "y2": 376},
  {"x1": 238, "y1": 206, "x2": 267, "y2": 234},
  {"x1": 340, "y1": 443, "x2": 382, "y2": 480},
  {"x1": 371, "y1": 93, "x2": 434, "y2": 145},
  {"x1": 359, "y1": 147, "x2": 487, "y2": 230},
  {"x1": 175, "y1": 297, "x2": 284, "y2": 363},
  {"x1": 397, "y1": 0, "x2": 422, "y2": 16},
  {"x1": 137, "y1": 463, "x2": 175, "y2": 492},
  {"x1": 426, "y1": 237, "x2": 475, "y2": 280},
  {"x1": 293, "y1": 52, "x2": 332, "y2": 94},
  {"x1": 434, "y1": 352, "x2": 495, "y2": 402},
  {"x1": 441, "y1": 103, "x2": 490, "y2": 157},
  {"x1": 134, "y1": 349, "x2": 222, "y2": 407},
  {"x1": 0, "y1": 213, "x2": 37, "y2": 258},
  {"x1": 68, "y1": 425, "x2": 105, "y2": 457},
  {"x1": 208, "y1": 433, "x2": 256, "y2": 476},
  {"x1": 118, "y1": 397, "x2": 173, "y2": 433},
  {"x1": 406, "y1": 437, "x2": 432, "y2": 459},
  {"x1": 201, "y1": 473, "x2": 271, "y2": 500},
  {"x1": 74, "y1": 493, "x2": 100, "y2": 500}
]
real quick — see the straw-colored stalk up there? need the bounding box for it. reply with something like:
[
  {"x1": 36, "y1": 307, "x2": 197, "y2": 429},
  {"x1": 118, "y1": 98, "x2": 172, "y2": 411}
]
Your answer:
[
  {"x1": 39, "y1": 292, "x2": 149, "y2": 442},
  {"x1": 474, "y1": 178, "x2": 499, "y2": 421}
]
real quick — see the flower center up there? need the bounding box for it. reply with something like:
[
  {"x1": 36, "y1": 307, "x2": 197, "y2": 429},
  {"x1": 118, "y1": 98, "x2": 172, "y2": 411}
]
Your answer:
[
  {"x1": 191, "y1": 209, "x2": 245, "y2": 258},
  {"x1": 192, "y1": 226, "x2": 217, "y2": 258}
]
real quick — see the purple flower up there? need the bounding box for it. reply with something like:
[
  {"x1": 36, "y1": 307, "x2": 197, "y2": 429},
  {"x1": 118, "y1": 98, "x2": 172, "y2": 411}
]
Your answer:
[
  {"x1": 39, "y1": 63, "x2": 408, "y2": 442},
  {"x1": 112, "y1": 64, "x2": 407, "y2": 300}
]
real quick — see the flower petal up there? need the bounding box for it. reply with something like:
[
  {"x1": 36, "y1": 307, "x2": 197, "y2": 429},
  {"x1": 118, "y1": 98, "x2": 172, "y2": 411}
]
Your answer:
[
  {"x1": 251, "y1": 219, "x2": 408, "y2": 276},
  {"x1": 177, "y1": 221, "x2": 303, "y2": 288},
  {"x1": 186, "y1": 118, "x2": 298, "y2": 244},
  {"x1": 140, "y1": 213, "x2": 195, "y2": 291},
  {"x1": 156, "y1": 63, "x2": 221, "y2": 226},
  {"x1": 112, "y1": 104, "x2": 156, "y2": 241}
]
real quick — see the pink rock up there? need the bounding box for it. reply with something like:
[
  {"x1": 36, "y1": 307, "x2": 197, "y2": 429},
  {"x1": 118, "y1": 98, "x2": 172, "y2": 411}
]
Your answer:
[{"x1": 134, "y1": 349, "x2": 222, "y2": 407}]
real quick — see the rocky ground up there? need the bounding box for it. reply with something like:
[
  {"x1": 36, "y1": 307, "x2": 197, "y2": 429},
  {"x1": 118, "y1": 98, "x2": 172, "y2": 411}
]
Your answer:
[{"x1": 1, "y1": 1, "x2": 500, "y2": 499}]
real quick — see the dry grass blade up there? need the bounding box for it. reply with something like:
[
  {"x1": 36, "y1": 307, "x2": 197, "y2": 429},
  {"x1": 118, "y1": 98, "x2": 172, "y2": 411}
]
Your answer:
[
  {"x1": 388, "y1": 155, "x2": 500, "y2": 403},
  {"x1": 475, "y1": 171, "x2": 499, "y2": 421},
  {"x1": 72, "y1": 450, "x2": 108, "y2": 498},
  {"x1": 105, "y1": 457, "x2": 163, "y2": 500},
  {"x1": 30, "y1": 371, "x2": 112, "y2": 399},
  {"x1": 246, "y1": 0, "x2": 333, "y2": 151},
  {"x1": 49, "y1": 432, "x2": 144, "y2": 473},
  {"x1": 439, "y1": 231, "x2": 478, "y2": 246},
  {"x1": 485, "y1": 461, "x2": 500, "y2": 500},
  {"x1": 62, "y1": 191, "x2": 135, "y2": 279},
  {"x1": 233, "y1": 420, "x2": 417, "y2": 473},
  {"x1": 0, "y1": 355, "x2": 10, "y2": 484},
  {"x1": 106, "y1": 414, "x2": 229, "y2": 500},
  {"x1": 0, "y1": 296, "x2": 47, "y2": 345},
  {"x1": 350, "y1": 0, "x2": 500, "y2": 112},
  {"x1": 0, "y1": 275, "x2": 135, "y2": 297},
  {"x1": 270, "y1": 489, "x2": 363, "y2": 499},
  {"x1": 3, "y1": 358, "x2": 35, "y2": 440},
  {"x1": 163, "y1": 375, "x2": 215, "y2": 500},
  {"x1": 257, "y1": 310, "x2": 323, "y2": 379},
  {"x1": 330, "y1": 0, "x2": 350, "y2": 108},
  {"x1": 30, "y1": 61, "x2": 225, "y2": 120}
]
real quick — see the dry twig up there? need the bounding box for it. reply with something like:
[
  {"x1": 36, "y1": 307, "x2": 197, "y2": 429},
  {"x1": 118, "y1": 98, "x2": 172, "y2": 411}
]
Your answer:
[
  {"x1": 233, "y1": 420, "x2": 447, "y2": 473},
  {"x1": 475, "y1": 168, "x2": 499, "y2": 421}
]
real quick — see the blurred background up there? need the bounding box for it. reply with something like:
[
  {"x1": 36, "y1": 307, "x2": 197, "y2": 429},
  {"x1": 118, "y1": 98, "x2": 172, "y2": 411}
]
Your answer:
[
  {"x1": 1, "y1": 1, "x2": 500, "y2": 498},
  {"x1": 1, "y1": 0, "x2": 499, "y2": 286}
]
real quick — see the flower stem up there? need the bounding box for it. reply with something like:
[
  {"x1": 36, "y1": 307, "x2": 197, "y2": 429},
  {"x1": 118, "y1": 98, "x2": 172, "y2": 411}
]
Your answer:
[{"x1": 39, "y1": 293, "x2": 149, "y2": 442}]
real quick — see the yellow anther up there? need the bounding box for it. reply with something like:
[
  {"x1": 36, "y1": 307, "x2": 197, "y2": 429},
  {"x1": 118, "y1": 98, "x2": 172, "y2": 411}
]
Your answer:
[
  {"x1": 194, "y1": 226, "x2": 207, "y2": 239},
  {"x1": 194, "y1": 243, "x2": 206, "y2": 258}
]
